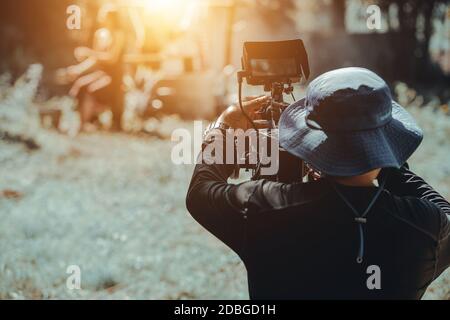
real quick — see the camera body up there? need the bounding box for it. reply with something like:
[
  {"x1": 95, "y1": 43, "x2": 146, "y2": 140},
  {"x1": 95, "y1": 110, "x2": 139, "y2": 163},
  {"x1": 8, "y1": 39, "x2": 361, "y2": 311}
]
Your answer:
[{"x1": 237, "y1": 39, "x2": 310, "y2": 183}]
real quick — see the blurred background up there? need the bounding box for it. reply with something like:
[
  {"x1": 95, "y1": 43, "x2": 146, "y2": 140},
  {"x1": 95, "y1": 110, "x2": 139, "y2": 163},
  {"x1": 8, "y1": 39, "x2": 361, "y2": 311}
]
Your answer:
[{"x1": 0, "y1": 0, "x2": 449, "y2": 299}]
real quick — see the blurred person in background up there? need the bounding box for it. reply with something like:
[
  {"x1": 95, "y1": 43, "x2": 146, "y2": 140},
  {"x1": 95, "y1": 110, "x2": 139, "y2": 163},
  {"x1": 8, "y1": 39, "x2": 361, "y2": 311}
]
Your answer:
[{"x1": 56, "y1": 3, "x2": 125, "y2": 131}]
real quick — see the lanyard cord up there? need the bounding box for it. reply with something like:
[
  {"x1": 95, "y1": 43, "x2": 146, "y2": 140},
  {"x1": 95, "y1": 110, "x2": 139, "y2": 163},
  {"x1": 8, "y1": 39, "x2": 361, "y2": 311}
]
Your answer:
[{"x1": 330, "y1": 175, "x2": 387, "y2": 264}]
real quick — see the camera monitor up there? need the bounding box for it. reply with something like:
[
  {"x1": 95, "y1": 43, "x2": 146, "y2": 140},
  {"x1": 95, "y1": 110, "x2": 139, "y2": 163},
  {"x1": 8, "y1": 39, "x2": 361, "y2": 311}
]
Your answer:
[{"x1": 241, "y1": 39, "x2": 310, "y2": 86}]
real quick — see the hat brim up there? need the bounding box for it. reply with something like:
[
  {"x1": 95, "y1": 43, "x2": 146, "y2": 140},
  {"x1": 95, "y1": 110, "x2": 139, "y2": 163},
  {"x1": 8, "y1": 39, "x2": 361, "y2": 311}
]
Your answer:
[{"x1": 279, "y1": 99, "x2": 423, "y2": 177}]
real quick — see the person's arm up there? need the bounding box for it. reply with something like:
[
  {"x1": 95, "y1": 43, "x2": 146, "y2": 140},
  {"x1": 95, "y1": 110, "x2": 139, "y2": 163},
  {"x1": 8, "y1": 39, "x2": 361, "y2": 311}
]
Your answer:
[
  {"x1": 186, "y1": 97, "x2": 270, "y2": 255},
  {"x1": 186, "y1": 134, "x2": 256, "y2": 255},
  {"x1": 384, "y1": 165, "x2": 450, "y2": 277},
  {"x1": 123, "y1": 53, "x2": 162, "y2": 65},
  {"x1": 384, "y1": 165, "x2": 450, "y2": 215},
  {"x1": 67, "y1": 57, "x2": 98, "y2": 78},
  {"x1": 75, "y1": 31, "x2": 125, "y2": 65}
]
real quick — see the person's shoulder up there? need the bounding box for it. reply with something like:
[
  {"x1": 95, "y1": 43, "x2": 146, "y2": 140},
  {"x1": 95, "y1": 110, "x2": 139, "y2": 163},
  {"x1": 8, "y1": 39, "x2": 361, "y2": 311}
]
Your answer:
[
  {"x1": 247, "y1": 178, "x2": 331, "y2": 212},
  {"x1": 384, "y1": 193, "x2": 446, "y2": 242}
]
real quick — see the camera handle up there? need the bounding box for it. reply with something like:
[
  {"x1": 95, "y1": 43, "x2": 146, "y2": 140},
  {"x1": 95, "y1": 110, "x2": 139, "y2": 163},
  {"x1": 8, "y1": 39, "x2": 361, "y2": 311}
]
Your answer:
[
  {"x1": 237, "y1": 72, "x2": 304, "y2": 182},
  {"x1": 237, "y1": 71, "x2": 260, "y2": 166},
  {"x1": 259, "y1": 81, "x2": 294, "y2": 129}
]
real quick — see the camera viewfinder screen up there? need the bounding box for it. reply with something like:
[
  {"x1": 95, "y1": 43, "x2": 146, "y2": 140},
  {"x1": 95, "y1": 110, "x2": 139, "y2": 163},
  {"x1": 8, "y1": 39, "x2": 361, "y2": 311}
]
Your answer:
[{"x1": 250, "y1": 58, "x2": 298, "y2": 77}]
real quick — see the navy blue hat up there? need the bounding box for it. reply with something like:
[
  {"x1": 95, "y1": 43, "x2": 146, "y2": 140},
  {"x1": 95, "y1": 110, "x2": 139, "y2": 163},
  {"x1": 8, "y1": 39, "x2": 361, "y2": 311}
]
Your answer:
[{"x1": 279, "y1": 67, "x2": 423, "y2": 176}]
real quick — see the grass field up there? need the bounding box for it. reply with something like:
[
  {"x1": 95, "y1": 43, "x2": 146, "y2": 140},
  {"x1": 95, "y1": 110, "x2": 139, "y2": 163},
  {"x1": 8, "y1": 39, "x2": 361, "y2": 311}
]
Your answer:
[{"x1": 0, "y1": 67, "x2": 448, "y2": 299}]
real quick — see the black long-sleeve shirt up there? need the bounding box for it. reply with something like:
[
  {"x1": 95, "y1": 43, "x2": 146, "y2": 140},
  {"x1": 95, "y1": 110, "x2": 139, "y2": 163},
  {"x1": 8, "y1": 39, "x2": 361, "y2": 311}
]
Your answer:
[{"x1": 186, "y1": 132, "x2": 450, "y2": 299}]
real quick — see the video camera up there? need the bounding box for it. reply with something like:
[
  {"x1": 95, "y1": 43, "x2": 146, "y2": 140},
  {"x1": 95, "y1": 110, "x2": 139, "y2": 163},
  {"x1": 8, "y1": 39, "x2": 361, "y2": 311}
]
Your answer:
[{"x1": 236, "y1": 39, "x2": 310, "y2": 183}]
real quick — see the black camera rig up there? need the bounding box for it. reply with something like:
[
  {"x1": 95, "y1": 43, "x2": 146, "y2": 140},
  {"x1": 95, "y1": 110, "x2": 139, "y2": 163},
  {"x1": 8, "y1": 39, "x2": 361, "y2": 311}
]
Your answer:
[{"x1": 236, "y1": 39, "x2": 310, "y2": 183}]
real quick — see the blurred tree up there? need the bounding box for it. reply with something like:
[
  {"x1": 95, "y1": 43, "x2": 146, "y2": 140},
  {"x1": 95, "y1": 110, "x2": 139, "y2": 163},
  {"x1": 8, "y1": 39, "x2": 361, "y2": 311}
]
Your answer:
[
  {"x1": 0, "y1": 0, "x2": 96, "y2": 76},
  {"x1": 331, "y1": 0, "x2": 347, "y2": 31},
  {"x1": 378, "y1": 0, "x2": 444, "y2": 81},
  {"x1": 254, "y1": 0, "x2": 297, "y2": 30}
]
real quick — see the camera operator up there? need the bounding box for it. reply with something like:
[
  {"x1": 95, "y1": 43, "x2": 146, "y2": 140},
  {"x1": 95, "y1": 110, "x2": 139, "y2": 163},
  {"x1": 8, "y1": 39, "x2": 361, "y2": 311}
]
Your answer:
[{"x1": 186, "y1": 67, "x2": 450, "y2": 299}]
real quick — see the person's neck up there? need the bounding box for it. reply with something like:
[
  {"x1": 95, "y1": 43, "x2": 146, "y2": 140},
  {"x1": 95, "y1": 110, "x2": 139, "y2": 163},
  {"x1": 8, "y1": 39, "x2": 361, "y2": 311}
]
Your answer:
[
  {"x1": 333, "y1": 177, "x2": 377, "y2": 187},
  {"x1": 331, "y1": 169, "x2": 381, "y2": 187}
]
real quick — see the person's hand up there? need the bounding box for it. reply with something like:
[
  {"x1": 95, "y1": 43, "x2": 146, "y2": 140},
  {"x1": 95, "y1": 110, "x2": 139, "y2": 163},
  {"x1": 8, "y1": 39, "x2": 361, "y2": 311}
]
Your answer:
[
  {"x1": 54, "y1": 68, "x2": 69, "y2": 85},
  {"x1": 217, "y1": 96, "x2": 271, "y2": 130},
  {"x1": 74, "y1": 47, "x2": 91, "y2": 62},
  {"x1": 54, "y1": 67, "x2": 78, "y2": 84},
  {"x1": 66, "y1": 66, "x2": 80, "y2": 80}
]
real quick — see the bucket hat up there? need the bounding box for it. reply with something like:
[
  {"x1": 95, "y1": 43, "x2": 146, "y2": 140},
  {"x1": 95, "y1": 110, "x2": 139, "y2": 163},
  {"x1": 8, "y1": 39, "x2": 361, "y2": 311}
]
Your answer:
[{"x1": 279, "y1": 67, "x2": 423, "y2": 176}]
